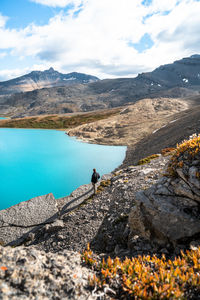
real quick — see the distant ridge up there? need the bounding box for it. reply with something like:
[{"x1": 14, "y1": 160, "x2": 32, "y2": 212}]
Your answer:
[
  {"x1": 0, "y1": 68, "x2": 99, "y2": 95},
  {"x1": 137, "y1": 54, "x2": 200, "y2": 88},
  {"x1": 0, "y1": 54, "x2": 200, "y2": 117}
]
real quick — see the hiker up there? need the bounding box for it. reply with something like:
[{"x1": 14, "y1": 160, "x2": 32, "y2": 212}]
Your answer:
[{"x1": 91, "y1": 168, "x2": 100, "y2": 194}]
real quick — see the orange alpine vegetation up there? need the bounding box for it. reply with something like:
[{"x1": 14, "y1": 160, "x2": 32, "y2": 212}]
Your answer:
[
  {"x1": 167, "y1": 133, "x2": 200, "y2": 177},
  {"x1": 161, "y1": 147, "x2": 176, "y2": 156},
  {"x1": 82, "y1": 244, "x2": 200, "y2": 299},
  {"x1": 138, "y1": 154, "x2": 159, "y2": 165}
]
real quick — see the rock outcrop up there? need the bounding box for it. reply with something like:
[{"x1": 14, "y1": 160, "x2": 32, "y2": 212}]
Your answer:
[
  {"x1": 0, "y1": 193, "x2": 58, "y2": 246},
  {"x1": 129, "y1": 135, "x2": 200, "y2": 246},
  {"x1": 0, "y1": 181, "x2": 98, "y2": 248},
  {"x1": 0, "y1": 245, "x2": 95, "y2": 299}
]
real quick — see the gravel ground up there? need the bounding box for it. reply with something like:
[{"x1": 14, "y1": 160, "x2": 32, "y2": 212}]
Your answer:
[{"x1": 30, "y1": 155, "x2": 169, "y2": 258}]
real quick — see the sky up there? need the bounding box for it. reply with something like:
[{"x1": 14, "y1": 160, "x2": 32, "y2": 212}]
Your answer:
[{"x1": 0, "y1": 0, "x2": 200, "y2": 81}]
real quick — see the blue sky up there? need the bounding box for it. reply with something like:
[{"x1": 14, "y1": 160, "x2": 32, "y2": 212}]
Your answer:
[
  {"x1": 1, "y1": 0, "x2": 56, "y2": 28},
  {"x1": 0, "y1": 0, "x2": 200, "y2": 80}
]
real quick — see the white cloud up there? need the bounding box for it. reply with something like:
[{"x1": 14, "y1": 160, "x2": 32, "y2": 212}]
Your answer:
[
  {"x1": 0, "y1": 0, "x2": 200, "y2": 80},
  {"x1": 0, "y1": 14, "x2": 8, "y2": 28},
  {"x1": 143, "y1": 0, "x2": 200, "y2": 67},
  {"x1": 148, "y1": 0, "x2": 180, "y2": 13},
  {"x1": 30, "y1": 0, "x2": 82, "y2": 8},
  {"x1": 0, "y1": 68, "x2": 30, "y2": 81}
]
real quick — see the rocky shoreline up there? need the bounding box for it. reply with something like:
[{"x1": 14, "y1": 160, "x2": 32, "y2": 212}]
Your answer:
[
  {"x1": 0, "y1": 154, "x2": 168, "y2": 299},
  {"x1": 1, "y1": 133, "x2": 200, "y2": 298}
]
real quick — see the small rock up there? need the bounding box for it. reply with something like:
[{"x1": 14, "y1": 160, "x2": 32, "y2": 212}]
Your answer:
[
  {"x1": 189, "y1": 166, "x2": 200, "y2": 189},
  {"x1": 190, "y1": 240, "x2": 200, "y2": 250},
  {"x1": 57, "y1": 234, "x2": 64, "y2": 240},
  {"x1": 27, "y1": 232, "x2": 35, "y2": 242},
  {"x1": 44, "y1": 233, "x2": 49, "y2": 239},
  {"x1": 114, "y1": 244, "x2": 121, "y2": 255},
  {"x1": 159, "y1": 248, "x2": 169, "y2": 255}
]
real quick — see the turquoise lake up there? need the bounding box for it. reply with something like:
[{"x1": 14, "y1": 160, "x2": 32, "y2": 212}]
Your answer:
[{"x1": 0, "y1": 128, "x2": 126, "y2": 210}]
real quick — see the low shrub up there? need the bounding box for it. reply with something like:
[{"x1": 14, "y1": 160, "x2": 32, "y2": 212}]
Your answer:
[
  {"x1": 82, "y1": 244, "x2": 200, "y2": 299},
  {"x1": 96, "y1": 185, "x2": 104, "y2": 193},
  {"x1": 138, "y1": 154, "x2": 159, "y2": 165},
  {"x1": 161, "y1": 147, "x2": 176, "y2": 156},
  {"x1": 167, "y1": 133, "x2": 200, "y2": 177},
  {"x1": 100, "y1": 180, "x2": 111, "y2": 187}
]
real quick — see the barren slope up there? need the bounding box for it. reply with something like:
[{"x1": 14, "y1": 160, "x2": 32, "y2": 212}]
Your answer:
[
  {"x1": 67, "y1": 98, "x2": 190, "y2": 145},
  {"x1": 123, "y1": 102, "x2": 200, "y2": 166}
]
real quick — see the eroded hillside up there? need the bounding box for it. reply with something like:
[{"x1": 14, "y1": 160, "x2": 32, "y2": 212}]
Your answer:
[{"x1": 67, "y1": 97, "x2": 190, "y2": 145}]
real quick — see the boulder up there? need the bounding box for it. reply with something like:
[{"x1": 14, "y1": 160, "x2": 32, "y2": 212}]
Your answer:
[
  {"x1": 129, "y1": 172, "x2": 200, "y2": 245},
  {"x1": 0, "y1": 193, "x2": 58, "y2": 245}
]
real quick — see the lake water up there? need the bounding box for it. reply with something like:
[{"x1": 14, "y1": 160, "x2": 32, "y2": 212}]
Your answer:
[{"x1": 0, "y1": 128, "x2": 126, "y2": 210}]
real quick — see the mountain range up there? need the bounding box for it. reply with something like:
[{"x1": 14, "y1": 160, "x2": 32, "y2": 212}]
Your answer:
[
  {"x1": 0, "y1": 68, "x2": 99, "y2": 96},
  {"x1": 0, "y1": 54, "x2": 200, "y2": 117}
]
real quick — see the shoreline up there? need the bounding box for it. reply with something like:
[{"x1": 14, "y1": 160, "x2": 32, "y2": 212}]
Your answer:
[{"x1": 0, "y1": 127, "x2": 127, "y2": 211}]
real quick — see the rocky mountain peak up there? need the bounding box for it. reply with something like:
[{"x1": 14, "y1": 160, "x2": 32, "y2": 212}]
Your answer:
[
  {"x1": 0, "y1": 69, "x2": 99, "y2": 95},
  {"x1": 190, "y1": 54, "x2": 200, "y2": 58},
  {"x1": 48, "y1": 67, "x2": 55, "y2": 72}
]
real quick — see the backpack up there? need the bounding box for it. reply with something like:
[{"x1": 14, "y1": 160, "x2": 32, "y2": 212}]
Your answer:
[{"x1": 92, "y1": 172, "x2": 100, "y2": 183}]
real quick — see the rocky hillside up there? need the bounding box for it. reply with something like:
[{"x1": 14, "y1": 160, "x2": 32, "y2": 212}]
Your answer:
[
  {"x1": 123, "y1": 96, "x2": 200, "y2": 166},
  {"x1": 0, "y1": 83, "x2": 112, "y2": 117},
  {"x1": 1, "y1": 134, "x2": 200, "y2": 298},
  {"x1": 0, "y1": 54, "x2": 200, "y2": 117},
  {"x1": 138, "y1": 54, "x2": 200, "y2": 88},
  {"x1": 67, "y1": 97, "x2": 191, "y2": 145},
  {"x1": 88, "y1": 54, "x2": 200, "y2": 100},
  {"x1": 0, "y1": 68, "x2": 98, "y2": 96}
]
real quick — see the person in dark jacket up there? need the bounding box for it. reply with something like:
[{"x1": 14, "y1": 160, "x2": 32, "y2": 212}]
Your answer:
[{"x1": 91, "y1": 168, "x2": 100, "y2": 194}]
